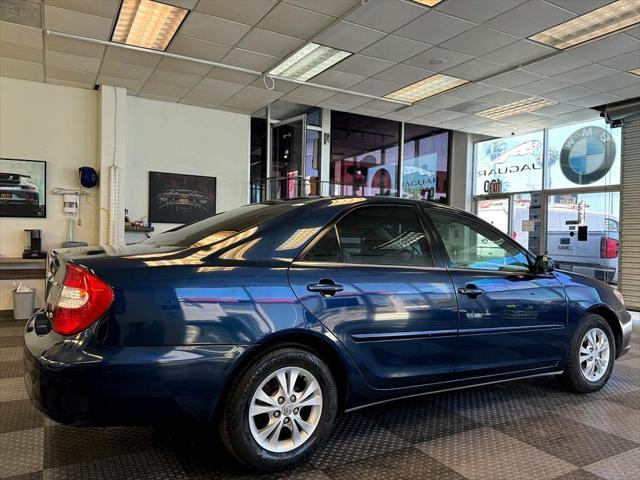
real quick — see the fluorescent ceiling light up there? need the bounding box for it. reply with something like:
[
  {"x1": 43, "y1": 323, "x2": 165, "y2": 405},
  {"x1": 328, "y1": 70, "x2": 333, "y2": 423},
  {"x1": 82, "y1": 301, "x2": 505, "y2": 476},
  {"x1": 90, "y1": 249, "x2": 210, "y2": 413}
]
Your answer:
[
  {"x1": 384, "y1": 74, "x2": 469, "y2": 104},
  {"x1": 411, "y1": 0, "x2": 444, "y2": 6},
  {"x1": 269, "y1": 43, "x2": 351, "y2": 81},
  {"x1": 630, "y1": 68, "x2": 640, "y2": 76},
  {"x1": 112, "y1": 0, "x2": 188, "y2": 51},
  {"x1": 529, "y1": 0, "x2": 640, "y2": 49},
  {"x1": 477, "y1": 97, "x2": 557, "y2": 120}
]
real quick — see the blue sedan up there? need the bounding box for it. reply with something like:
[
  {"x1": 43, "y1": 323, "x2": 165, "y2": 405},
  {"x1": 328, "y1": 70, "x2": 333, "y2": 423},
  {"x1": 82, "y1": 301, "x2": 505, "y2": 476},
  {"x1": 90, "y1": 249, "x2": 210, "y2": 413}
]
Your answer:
[{"x1": 24, "y1": 197, "x2": 632, "y2": 471}]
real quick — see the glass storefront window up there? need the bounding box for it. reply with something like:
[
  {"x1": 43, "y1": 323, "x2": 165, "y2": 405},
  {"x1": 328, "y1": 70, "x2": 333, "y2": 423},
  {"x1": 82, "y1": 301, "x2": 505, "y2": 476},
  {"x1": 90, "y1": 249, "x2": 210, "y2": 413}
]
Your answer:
[
  {"x1": 546, "y1": 191, "x2": 620, "y2": 284},
  {"x1": 545, "y1": 119, "x2": 620, "y2": 190},
  {"x1": 305, "y1": 130, "x2": 321, "y2": 196},
  {"x1": 403, "y1": 125, "x2": 449, "y2": 203},
  {"x1": 330, "y1": 111, "x2": 400, "y2": 197},
  {"x1": 250, "y1": 117, "x2": 267, "y2": 203},
  {"x1": 474, "y1": 131, "x2": 544, "y2": 195}
]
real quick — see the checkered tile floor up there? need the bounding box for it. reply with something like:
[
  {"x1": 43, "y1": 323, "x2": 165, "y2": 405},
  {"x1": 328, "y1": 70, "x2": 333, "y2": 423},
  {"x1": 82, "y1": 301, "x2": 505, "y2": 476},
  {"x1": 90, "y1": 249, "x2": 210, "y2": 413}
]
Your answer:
[{"x1": 1, "y1": 315, "x2": 638, "y2": 480}]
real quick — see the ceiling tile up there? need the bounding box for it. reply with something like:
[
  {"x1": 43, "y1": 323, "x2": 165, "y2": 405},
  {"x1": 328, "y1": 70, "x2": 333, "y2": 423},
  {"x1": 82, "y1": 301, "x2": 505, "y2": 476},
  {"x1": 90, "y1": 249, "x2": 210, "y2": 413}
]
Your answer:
[
  {"x1": 580, "y1": 73, "x2": 640, "y2": 93},
  {"x1": 46, "y1": 65, "x2": 96, "y2": 85},
  {"x1": 381, "y1": 112, "x2": 418, "y2": 121},
  {"x1": 156, "y1": 57, "x2": 212, "y2": 76},
  {"x1": 440, "y1": 26, "x2": 518, "y2": 57},
  {"x1": 544, "y1": 0, "x2": 615, "y2": 15},
  {"x1": 258, "y1": 3, "x2": 334, "y2": 40},
  {"x1": 351, "y1": 78, "x2": 403, "y2": 96},
  {"x1": 225, "y1": 86, "x2": 284, "y2": 110},
  {"x1": 238, "y1": 28, "x2": 303, "y2": 57},
  {"x1": 195, "y1": 0, "x2": 277, "y2": 25},
  {"x1": 417, "y1": 94, "x2": 466, "y2": 109},
  {"x1": 373, "y1": 64, "x2": 435, "y2": 86},
  {"x1": 217, "y1": 105, "x2": 254, "y2": 115},
  {"x1": 47, "y1": 77, "x2": 94, "y2": 89},
  {"x1": 163, "y1": 0, "x2": 198, "y2": 9},
  {"x1": 0, "y1": 21, "x2": 40, "y2": 48},
  {"x1": 476, "y1": 91, "x2": 530, "y2": 105},
  {"x1": 146, "y1": 69, "x2": 202, "y2": 89},
  {"x1": 567, "y1": 33, "x2": 640, "y2": 63},
  {"x1": 193, "y1": 77, "x2": 245, "y2": 95},
  {"x1": 168, "y1": 35, "x2": 231, "y2": 63},
  {"x1": 403, "y1": 46, "x2": 472, "y2": 72},
  {"x1": 481, "y1": 39, "x2": 555, "y2": 67},
  {"x1": 45, "y1": 50, "x2": 102, "y2": 73},
  {"x1": 361, "y1": 35, "x2": 431, "y2": 62},
  {"x1": 485, "y1": 0, "x2": 575, "y2": 38},
  {"x1": 180, "y1": 12, "x2": 251, "y2": 45},
  {"x1": 599, "y1": 51, "x2": 640, "y2": 72},
  {"x1": 554, "y1": 64, "x2": 618, "y2": 84},
  {"x1": 416, "y1": 109, "x2": 467, "y2": 124},
  {"x1": 139, "y1": 82, "x2": 191, "y2": 102},
  {"x1": 44, "y1": 4, "x2": 113, "y2": 40},
  {"x1": 482, "y1": 69, "x2": 541, "y2": 88},
  {"x1": 45, "y1": 35, "x2": 105, "y2": 58},
  {"x1": 544, "y1": 85, "x2": 599, "y2": 101},
  {"x1": 567, "y1": 93, "x2": 623, "y2": 108},
  {"x1": 497, "y1": 112, "x2": 547, "y2": 124},
  {"x1": 104, "y1": 46, "x2": 161, "y2": 68},
  {"x1": 346, "y1": 0, "x2": 427, "y2": 33},
  {"x1": 443, "y1": 58, "x2": 504, "y2": 81},
  {"x1": 333, "y1": 53, "x2": 395, "y2": 76},
  {"x1": 283, "y1": 0, "x2": 357, "y2": 17},
  {"x1": 312, "y1": 70, "x2": 366, "y2": 89},
  {"x1": 512, "y1": 77, "x2": 571, "y2": 95},
  {"x1": 435, "y1": 0, "x2": 527, "y2": 23},
  {"x1": 222, "y1": 47, "x2": 279, "y2": 72},
  {"x1": 251, "y1": 76, "x2": 298, "y2": 93},
  {"x1": 395, "y1": 11, "x2": 476, "y2": 45},
  {"x1": 609, "y1": 84, "x2": 640, "y2": 99},
  {"x1": 0, "y1": 0, "x2": 41, "y2": 28},
  {"x1": 394, "y1": 103, "x2": 437, "y2": 118},
  {"x1": 314, "y1": 21, "x2": 387, "y2": 53},
  {"x1": 205, "y1": 67, "x2": 256, "y2": 85},
  {"x1": 553, "y1": 108, "x2": 601, "y2": 124},
  {"x1": 44, "y1": 0, "x2": 119, "y2": 19},
  {"x1": 523, "y1": 53, "x2": 589, "y2": 76},
  {"x1": 1, "y1": 39, "x2": 42, "y2": 63},
  {"x1": 447, "y1": 99, "x2": 496, "y2": 114},
  {"x1": 449, "y1": 114, "x2": 488, "y2": 128},
  {"x1": 350, "y1": 106, "x2": 391, "y2": 116},
  {"x1": 100, "y1": 60, "x2": 155, "y2": 81},
  {"x1": 625, "y1": 25, "x2": 640, "y2": 39},
  {"x1": 322, "y1": 92, "x2": 370, "y2": 107},
  {"x1": 532, "y1": 102, "x2": 582, "y2": 116},
  {"x1": 0, "y1": 56, "x2": 42, "y2": 82},
  {"x1": 95, "y1": 74, "x2": 147, "y2": 94},
  {"x1": 450, "y1": 82, "x2": 502, "y2": 99},
  {"x1": 359, "y1": 99, "x2": 401, "y2": 113}
]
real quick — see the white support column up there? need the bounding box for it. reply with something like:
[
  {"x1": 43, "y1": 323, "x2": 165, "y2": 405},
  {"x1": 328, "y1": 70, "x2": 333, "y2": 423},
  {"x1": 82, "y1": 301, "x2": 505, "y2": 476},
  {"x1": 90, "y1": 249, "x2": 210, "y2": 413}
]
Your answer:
[
  {"x1": 98, "y1": 85, "x2": 127, "y2": 247},
  {"x1": 320, "y1": 108, "x2": 331, "y2": 196}
]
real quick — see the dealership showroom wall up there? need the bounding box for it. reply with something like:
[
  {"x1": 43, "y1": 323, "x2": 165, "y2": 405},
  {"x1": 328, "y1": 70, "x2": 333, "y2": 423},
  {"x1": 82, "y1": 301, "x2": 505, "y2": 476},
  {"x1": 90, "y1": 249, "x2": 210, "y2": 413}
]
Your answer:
[{"x1": 0, "y1": 0, "x2": 640, "y2": 478}]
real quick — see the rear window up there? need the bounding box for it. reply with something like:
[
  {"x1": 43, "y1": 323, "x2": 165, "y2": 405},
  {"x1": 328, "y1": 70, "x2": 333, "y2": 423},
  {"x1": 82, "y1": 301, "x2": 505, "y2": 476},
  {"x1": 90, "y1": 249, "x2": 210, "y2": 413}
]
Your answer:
[{"x1": 143, "y1": 203, "x2": 296, "y2": 247}]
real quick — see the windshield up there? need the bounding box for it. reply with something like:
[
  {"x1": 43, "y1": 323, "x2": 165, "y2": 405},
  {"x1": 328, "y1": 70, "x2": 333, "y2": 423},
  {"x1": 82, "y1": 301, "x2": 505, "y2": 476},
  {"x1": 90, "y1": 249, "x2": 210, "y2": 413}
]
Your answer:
[{"x1": 143, "y1": 203, "x2": 297, "y2": 247}]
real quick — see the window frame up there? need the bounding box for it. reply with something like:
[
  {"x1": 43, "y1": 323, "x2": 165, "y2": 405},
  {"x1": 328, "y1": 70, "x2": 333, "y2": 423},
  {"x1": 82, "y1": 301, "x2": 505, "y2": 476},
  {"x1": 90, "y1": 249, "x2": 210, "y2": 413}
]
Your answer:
[
  {"x1": 421, "y1": 206, "x2": 538, "y2": 274},
  {"x1": 295, "y1": 203, "x2": 445, "y2": 269}
]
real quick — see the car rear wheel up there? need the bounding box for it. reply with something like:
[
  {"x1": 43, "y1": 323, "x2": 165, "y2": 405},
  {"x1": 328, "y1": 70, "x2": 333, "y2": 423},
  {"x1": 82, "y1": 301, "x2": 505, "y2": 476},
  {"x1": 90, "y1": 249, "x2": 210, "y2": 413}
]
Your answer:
[
  {"x1": 559, "y1": 313, "x2": 616, "y2": 393},
  {"x1": 219, "y1": 347, "x2": 338, "y2": 472}
]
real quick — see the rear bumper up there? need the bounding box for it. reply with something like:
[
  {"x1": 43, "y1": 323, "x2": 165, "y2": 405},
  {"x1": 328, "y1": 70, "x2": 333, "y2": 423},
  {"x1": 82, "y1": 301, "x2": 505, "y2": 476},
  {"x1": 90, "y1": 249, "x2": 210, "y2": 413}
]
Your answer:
[{"x1": 24, "y1": 323, "x2": 246, "y2": 425}]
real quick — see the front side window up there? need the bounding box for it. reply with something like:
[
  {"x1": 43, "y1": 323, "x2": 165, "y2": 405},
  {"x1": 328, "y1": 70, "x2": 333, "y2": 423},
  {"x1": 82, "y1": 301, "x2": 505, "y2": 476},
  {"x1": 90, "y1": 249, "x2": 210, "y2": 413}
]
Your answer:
[{"x1": 428, "y1": 210, "x2": 530, "y2": 272}]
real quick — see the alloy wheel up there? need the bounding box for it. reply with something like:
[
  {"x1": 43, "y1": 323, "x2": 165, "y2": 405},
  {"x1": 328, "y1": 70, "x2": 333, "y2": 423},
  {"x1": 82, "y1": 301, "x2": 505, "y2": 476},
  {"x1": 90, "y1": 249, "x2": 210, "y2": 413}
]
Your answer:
[{"x1": 579, "y1": 327, "x2": 610, "y2": 382}]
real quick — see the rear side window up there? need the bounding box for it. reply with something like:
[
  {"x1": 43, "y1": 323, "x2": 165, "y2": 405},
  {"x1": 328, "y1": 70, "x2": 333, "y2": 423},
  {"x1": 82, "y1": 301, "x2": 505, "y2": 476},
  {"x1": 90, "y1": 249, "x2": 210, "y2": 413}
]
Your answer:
[
  {"x1": 304, "y1": 227, "x2": 341, "y2": 263},
  {"x1": 305, "y1": 205, "x2": 433, "y2": 267}
]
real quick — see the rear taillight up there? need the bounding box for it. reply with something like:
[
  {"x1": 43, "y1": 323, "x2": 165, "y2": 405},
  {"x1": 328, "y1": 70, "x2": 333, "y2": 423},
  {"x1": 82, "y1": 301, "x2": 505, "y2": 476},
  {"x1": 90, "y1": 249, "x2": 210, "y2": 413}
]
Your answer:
[
  {"x1": 600, "y1": 237, "x2": 618, "y2": 259},
  {"x1": 51, "y1": 263, "x2": 114, "y2": 335}
]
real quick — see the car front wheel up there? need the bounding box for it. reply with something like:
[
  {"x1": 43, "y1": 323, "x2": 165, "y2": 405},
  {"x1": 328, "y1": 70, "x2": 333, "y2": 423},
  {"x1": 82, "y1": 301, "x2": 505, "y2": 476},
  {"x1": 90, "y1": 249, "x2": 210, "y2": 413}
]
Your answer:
[
  {"x1": 219, "y1": 347, "x2": 338, "y2": 472},
  {"x1": 559, "y1": 313, "x2": 616, "y2": 393}
]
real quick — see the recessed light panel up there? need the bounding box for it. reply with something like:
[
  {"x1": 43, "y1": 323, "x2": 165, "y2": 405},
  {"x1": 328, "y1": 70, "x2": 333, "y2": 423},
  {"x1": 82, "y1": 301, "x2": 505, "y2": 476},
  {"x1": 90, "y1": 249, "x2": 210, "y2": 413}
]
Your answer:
[
  {"x1": 477, "y1": 97, "x2": 557, "y2": 119},
  {"x1": 112, "y1": 0, "x2": 188, "y2": 51},
  {"x1": 269, "y1": 43, "x2": 352, "y2": 81},
  {"x1": 630, "y1": 68, "x2": 640, "y2": 76},
  {"x1": 384, "y1": 74, "x2": 469, "y2": 104},
  {"x1": 529, "y1": 0, "x2": 640, "y2": 50},
  {"x1": 411, "y1": 0, "x2": 444, "y2": 6}
]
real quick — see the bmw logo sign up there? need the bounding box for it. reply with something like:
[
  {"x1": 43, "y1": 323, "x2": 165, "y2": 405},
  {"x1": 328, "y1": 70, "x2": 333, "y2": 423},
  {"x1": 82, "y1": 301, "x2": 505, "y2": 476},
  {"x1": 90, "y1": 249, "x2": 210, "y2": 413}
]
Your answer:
[{"x1": 560, "y1": 126, "x2": 616, "y2": 185}]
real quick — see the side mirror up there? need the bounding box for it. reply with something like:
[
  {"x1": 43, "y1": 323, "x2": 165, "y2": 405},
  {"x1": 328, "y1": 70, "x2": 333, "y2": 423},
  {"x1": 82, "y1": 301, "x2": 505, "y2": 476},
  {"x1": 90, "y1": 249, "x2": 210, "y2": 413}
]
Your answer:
[{"x1": 534, "y1": 255, "x2": 554, "y2": 274}]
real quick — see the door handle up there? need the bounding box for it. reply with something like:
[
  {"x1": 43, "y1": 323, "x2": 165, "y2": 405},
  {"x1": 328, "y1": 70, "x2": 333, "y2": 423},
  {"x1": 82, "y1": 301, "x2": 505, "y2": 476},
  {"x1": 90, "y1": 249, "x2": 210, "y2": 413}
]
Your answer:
[
  {"x1": 307, "y1": 280, "x2": 344, "y2": 297},
  {"x1": 458, "y1": 285, "x2": 484, "y2": 298}
]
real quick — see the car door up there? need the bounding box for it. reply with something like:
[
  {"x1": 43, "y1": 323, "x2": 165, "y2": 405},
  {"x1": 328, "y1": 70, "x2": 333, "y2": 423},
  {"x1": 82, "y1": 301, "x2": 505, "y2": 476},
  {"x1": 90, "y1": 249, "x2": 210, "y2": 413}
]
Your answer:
[
  {"x1": 288, "y1": 204, "x2": 459, "y2": 390},
  {"x1": 424, "y1": 207, "x2": 567, "y2": 377}
]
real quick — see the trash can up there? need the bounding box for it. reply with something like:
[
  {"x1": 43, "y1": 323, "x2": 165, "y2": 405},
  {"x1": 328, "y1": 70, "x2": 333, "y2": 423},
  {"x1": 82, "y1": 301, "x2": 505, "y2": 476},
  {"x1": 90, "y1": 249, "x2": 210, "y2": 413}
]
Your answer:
[{"x1": 13, "y1": 289, "x2": 36, "y2": 320}]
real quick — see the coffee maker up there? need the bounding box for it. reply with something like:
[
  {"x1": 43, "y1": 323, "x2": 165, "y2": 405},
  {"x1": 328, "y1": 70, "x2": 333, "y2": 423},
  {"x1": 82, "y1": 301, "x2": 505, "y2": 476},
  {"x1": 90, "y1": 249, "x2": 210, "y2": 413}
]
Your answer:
[{"x1": 23, "y1": 229, "x2": 47, "y2": 259}]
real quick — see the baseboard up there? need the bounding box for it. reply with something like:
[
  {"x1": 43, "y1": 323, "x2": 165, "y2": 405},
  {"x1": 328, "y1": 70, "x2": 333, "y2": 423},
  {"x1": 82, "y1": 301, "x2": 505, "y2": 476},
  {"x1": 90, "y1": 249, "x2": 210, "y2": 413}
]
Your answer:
[{"x1": 0, "y1": 309, "x2": 14, "y2": 321}]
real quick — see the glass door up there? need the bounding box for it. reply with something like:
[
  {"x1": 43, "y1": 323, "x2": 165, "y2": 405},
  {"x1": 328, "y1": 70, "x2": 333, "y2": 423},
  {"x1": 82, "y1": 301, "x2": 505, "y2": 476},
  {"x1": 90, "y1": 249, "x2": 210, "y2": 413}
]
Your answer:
[{"x1": 272, "y1": 115, "x2": 306, "y2": 199}]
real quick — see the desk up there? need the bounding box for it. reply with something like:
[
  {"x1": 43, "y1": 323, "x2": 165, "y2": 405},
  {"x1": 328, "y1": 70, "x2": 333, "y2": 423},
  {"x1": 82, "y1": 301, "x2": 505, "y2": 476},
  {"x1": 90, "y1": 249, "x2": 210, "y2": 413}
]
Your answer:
[{"x1": 0, "y1": 258, "x2": 46, "y2": 280}]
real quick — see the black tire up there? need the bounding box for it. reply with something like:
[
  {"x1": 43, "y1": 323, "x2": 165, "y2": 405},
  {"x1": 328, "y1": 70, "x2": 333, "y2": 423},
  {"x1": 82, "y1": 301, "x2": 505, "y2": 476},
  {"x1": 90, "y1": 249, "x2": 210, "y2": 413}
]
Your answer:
[
  {"x1": 218, "y1": 347, "x2": 338, "y2": 472},
  {"x1": 559, "y1": 313, "x2": 616, "y2": 393}
]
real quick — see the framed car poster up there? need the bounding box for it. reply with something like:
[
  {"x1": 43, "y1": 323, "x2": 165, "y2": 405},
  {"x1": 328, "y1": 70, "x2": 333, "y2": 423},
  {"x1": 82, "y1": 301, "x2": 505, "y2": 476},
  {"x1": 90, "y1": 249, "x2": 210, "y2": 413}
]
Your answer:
[
  {"x1": 0, "y1": 158, "x2": 46, "y2": 218},
  {"x1": 148, "y1": 171, "x2": 216, "y2": 224}
]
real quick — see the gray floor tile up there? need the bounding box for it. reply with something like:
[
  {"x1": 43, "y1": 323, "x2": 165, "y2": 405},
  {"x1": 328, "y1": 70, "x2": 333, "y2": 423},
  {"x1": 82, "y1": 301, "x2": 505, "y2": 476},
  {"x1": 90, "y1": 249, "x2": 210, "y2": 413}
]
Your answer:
[
  {"x1": 584, "y1": 446, "x2": 640, "y2": 480},
  {"x1": 552, "y1": 469, "x2": 605, "y2": 480},
  {"x1": 0, "y1": 336, "x2": 22, "y2": 348},
  {"x1": 606, "y1": 390, "x2": 640, "y2": 410},
  {"x1": 0, "y1": 399, "x2": 43, "y2": 434},
  {"x1": 0, "y1": 428, "x2": 44, "y2": 478},
  {"x1": 0, "y1": 347, "x2": 23, "y2": 363},
  {"x1": 0, "y1": 377, "x2": 29, "y2": 402},
  {"x1": 0, "y1": 326, "x2": 24, "y2": 338},
  {"x1": 417, "y1": 426, "x2": 576, "y2": 480},
  {"x1": 495, "y1": 413, "x2": 637, "y2": 466},
  {"x1": 0, "y1": 360, "x2": 23, "y2": 379}
]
